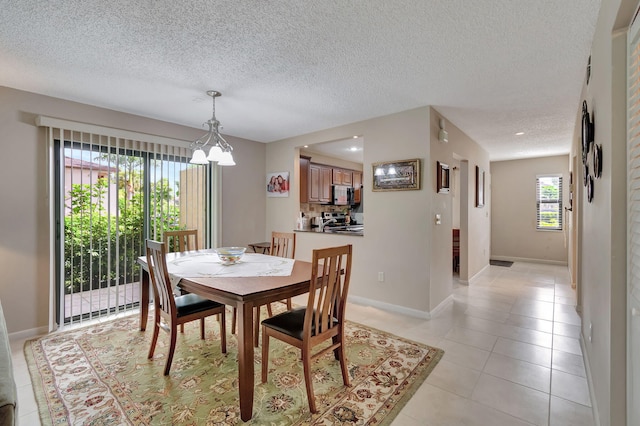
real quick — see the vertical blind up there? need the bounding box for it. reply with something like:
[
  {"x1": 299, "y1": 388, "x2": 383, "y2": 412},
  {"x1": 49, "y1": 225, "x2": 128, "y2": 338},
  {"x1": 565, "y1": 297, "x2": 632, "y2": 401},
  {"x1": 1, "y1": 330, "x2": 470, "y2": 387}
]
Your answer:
[
  {"x1": 40, "y1": 117, "x2": 208, "y2": 326},
  {"x1": 627, "y1": 13, "x2": 640, "y2": 426},
  {"x1": 536, "y1": 175, "x2": 563, "y2": 230},
  {"x1": 628, "y1": 10, "x2": 640, "y2": 305}
]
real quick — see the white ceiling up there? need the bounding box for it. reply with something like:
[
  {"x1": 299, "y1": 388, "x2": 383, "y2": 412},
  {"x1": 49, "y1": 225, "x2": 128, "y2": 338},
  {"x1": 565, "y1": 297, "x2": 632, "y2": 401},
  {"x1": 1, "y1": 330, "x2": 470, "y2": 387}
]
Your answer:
[{"x1": 0, "y1": 1, "x2": 600, "y2": 162}]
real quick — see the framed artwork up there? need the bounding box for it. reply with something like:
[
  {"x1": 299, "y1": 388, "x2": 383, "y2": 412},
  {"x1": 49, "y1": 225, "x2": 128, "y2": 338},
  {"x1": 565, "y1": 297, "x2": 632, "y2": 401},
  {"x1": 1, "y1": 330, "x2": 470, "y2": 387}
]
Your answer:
[
  {"x1": 372, "y1": 158, "x2": 421, "y2": 191},
  {"x1": 475, "y1": 166, "x2": 485, "y2": 208},
  {"x1": 437, "y1": 161, "x2": 450, "y2": 194},
  {"x1": 266, "y1": 171, "x2": 289, "y2": 197}
]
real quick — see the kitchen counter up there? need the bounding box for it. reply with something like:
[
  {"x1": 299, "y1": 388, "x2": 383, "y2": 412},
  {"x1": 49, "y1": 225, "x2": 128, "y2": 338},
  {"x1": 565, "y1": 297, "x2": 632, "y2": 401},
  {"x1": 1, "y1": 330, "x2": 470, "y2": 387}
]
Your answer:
[{"x1": 295, "y1": 225, "x2": 364, "y2": 236}]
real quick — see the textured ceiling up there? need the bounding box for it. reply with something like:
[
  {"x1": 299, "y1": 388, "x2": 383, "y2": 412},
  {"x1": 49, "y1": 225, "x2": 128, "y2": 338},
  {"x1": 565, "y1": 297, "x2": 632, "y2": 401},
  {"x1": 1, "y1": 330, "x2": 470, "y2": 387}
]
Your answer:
[{"x1": 0, "y1": 0, "x2": 600, "y2": 161}]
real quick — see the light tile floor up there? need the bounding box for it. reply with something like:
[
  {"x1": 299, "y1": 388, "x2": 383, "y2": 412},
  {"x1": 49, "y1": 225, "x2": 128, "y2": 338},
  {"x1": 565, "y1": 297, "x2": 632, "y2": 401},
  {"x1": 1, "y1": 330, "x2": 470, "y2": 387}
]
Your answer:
[{"x1": 10, "y1": 261, "x2": 594, "y2": 425}]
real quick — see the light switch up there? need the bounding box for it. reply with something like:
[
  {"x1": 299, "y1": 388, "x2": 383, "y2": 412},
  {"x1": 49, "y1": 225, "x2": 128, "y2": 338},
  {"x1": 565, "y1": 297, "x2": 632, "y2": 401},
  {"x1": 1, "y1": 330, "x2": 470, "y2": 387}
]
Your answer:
[{"x1": 435, "y1": 214, "x2": 441, "y2": 225}]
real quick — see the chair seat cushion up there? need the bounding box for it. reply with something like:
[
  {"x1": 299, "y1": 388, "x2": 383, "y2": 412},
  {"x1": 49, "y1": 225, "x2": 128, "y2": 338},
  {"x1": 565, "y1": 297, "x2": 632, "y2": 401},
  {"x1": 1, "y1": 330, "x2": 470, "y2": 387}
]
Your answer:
[
  {"x1": 175, "y1": 293, "x2": 224, "y2": 317},
  {"x1": 261, "y1": 307, "x2": 337, "y2": 340}
]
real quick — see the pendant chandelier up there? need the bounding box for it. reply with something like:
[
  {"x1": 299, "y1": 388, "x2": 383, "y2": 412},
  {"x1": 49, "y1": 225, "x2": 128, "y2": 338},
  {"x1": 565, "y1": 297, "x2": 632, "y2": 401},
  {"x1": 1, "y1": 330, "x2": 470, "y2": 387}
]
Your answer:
[{"x1": 189, "y1": 90, "x2": 235, "y2": 166}]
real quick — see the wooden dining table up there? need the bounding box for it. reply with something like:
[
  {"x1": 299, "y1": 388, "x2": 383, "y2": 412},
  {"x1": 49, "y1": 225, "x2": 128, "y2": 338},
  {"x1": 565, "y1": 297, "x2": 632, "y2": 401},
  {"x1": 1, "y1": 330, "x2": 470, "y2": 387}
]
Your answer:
[{"x1": 137, "y1": 249, "x2": 313, "y2": 422}]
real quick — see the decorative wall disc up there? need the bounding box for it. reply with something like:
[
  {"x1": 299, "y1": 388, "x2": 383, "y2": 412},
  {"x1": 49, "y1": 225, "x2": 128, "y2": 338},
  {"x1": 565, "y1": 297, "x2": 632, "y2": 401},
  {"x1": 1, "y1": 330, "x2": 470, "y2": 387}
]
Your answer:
[{"x1": 592, "y1": 144, "x2": 602, "y2": 178}]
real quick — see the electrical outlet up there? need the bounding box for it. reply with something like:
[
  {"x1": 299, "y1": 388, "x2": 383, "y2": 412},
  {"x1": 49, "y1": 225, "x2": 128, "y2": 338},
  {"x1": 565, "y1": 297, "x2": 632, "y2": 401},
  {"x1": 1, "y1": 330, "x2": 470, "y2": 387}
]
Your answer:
[{"x1": 378, "y1": 272, "x2": 384, "y2": 282}]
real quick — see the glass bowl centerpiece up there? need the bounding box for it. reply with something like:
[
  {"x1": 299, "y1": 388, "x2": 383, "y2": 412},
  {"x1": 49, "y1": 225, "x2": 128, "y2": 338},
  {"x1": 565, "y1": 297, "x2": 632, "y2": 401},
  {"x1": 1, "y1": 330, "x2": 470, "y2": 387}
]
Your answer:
[{"x1": 215, "y1": 247, "x2": 246, "y2": 265}]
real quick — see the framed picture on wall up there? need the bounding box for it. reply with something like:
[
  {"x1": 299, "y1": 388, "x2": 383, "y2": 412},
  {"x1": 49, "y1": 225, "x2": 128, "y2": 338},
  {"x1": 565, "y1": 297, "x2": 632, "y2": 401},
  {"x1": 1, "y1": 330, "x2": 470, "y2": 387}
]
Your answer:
[
  {"x1": 372, "y1": 158, "x2": 421, "y2": 191},
  {"x1": 476, "y1": 166, "x2": 485, "y2": 207},
  {"x1": 266, "y1": 171, "x2": 289, "y2": 197},
  {"x1": 437, "y1": 161, "x2": 450, "y2": 194}
]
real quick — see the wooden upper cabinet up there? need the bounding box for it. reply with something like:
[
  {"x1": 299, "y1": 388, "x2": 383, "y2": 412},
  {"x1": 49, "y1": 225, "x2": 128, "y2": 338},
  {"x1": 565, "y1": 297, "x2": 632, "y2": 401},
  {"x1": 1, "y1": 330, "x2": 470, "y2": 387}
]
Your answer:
[
  {"x1": 353, "y1": 171, "x2": 362, "y2": 203},
  {"x1": 341, "y1": 169, "x2": 353, "y2": 185},
  {"x1": 333, "y1": 168, "x2": 353, "y2": 185},
  {"x1": 308, "y1": 163, "x2": 332, "y2": 203},
  {"x1": 303, "y1": 157, "x2": 361, "y2": 204},
  {"x1": 299, "y1": 156, "x2": 310, "y2": 203}
]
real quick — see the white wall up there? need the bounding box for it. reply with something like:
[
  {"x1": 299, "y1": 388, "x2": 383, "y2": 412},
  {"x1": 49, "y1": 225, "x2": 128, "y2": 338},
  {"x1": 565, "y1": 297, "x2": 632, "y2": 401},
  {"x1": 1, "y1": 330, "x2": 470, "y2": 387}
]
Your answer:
[
  {"x1": 491, "y1": 155, "x2": 569, "y2": 264},
  {"x1": 430, "y1": 108, "x2": 491, "y2": 285},
  {"x1": 575, "y1": 1, "x2": 632, "y2": 425},
  {"x1": 266, "y1": 107, "x2": 433, "y2": 313},
  {"x1": 0, "y1": 86, "x2": 266, "y2": 334},
  {"x1": 265, "y1": 106, "x2": 490, "y2": 315}
]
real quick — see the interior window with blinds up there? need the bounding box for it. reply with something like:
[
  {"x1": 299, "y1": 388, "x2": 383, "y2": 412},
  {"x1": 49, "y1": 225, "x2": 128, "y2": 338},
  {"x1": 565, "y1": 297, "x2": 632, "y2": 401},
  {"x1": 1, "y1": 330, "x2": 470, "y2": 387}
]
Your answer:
[{"x1": 536, "y1": 175, "x2": 563, "y2": 230}]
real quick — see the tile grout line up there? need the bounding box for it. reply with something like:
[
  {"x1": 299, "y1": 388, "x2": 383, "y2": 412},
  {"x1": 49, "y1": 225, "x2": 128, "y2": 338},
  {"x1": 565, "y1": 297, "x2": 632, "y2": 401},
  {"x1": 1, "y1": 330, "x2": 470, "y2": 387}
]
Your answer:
[{"x1": 547, "y1": 274, "x2": 558, "y2": 426}]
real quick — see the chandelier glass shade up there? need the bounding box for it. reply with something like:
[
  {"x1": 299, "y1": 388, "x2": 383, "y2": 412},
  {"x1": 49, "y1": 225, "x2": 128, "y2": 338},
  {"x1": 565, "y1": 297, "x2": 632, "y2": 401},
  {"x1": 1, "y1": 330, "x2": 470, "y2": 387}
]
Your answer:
[{"x1": 189, "y1": 90, "x2": 235, "y2": 166}]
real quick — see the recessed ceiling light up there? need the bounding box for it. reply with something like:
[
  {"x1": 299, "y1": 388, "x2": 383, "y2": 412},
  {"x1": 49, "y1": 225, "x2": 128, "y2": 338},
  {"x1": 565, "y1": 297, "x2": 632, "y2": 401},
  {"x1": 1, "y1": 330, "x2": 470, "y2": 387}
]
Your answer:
[
  {"x1": 515, "y1": 132, "x2": 525, "y2": 136},
  {"x1": 353, "y1": 135, "x2": 358, "y2": 139},
  {"x1": 303, "y1": 145, "x2": 309, "y2": 148},
  {"x1": 349, "y1": 147, "x2": 358, "y2": 152}
]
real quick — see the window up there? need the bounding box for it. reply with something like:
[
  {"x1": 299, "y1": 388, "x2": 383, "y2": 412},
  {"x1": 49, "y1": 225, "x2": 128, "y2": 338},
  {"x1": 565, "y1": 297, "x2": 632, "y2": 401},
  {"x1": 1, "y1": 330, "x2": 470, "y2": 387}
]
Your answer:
[{"x1": 536, "y1": 175, "x2": 563, "y2": 230}]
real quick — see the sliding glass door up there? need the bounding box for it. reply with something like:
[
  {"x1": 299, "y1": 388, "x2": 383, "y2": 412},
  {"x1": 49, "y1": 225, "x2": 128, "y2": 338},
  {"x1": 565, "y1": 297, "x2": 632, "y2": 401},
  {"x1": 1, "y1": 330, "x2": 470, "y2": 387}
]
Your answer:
[{"x1": 56, "y1": 136, "x2": 209, "y2": 326}]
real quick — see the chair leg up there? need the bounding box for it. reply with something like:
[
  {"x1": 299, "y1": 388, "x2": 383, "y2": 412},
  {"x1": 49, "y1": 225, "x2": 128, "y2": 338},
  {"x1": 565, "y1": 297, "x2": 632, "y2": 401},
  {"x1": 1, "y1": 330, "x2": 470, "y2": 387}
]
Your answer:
[
  {"x1": 286, "y1": 298, "x2": 292, "y2": 310},
  {"x1": 200, "y1": 318, "x2": 206, "y2": 340},
  {"x1": 261, "y1": 326, "x2": 270, "y2": 383},
  {"x1": 147, "y1": 314, "x2": 160, "y2": 359},
  {"x1": 337, "y1": 338, "x2": 350, "y2": 387},
  {"x1": 266, "y1": 303, "x2": 273, "y2": 317},
  {"x1": 231, "y1": 307, "x2": 237, "y2": 334},
  {"x1": 219, "y1": 309, "x2": 227, "y2": 354},
  {"x1": 181, "y1": 324, "x2": 185, "y2": 333},
  {"x1": 302, "y1": 346, "x2": 317, "y2": 414},
  {"x1": 164, "y1": 323, "x2": 178, "y2": 376}
]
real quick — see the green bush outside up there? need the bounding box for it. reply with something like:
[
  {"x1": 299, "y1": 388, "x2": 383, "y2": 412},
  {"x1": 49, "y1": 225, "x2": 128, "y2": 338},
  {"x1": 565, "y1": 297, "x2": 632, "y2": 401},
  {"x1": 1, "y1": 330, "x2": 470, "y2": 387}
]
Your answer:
[{"x1": 64, "y1": 177, "x2": 180, "y2": 294}]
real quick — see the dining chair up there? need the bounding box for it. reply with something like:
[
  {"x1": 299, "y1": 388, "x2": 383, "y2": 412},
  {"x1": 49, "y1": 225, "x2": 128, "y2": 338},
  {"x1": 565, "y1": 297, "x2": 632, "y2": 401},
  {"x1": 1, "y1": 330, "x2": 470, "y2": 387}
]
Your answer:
[
  {"x1": 163, "y1": 229, "x2": 199, "y2": 253},
  {"x1": 232, "y1": 231, "x2": 296, "y2": 347},
  {"x1": 266, "y1": 231, "x2": 296, "y2": 311},
  {"x1": 452, "y1": 228, "x2": 460, "y2": 273},
  {"x1": 145, "y1": 239, "x2": 226, "y2": 376},
  {"x1": 164, "y1": 229, "x2": 200, "y2": 330},
  {"x1": 261, "y1": 244, "x2": 352, "y2": 413}
]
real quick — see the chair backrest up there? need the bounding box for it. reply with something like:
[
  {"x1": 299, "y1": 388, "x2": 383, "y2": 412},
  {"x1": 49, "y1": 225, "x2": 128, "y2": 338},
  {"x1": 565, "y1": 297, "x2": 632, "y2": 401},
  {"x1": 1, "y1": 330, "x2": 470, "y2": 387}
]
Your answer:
[
  {"x1": 164, "y1": 229, "x2": 199, "y2": 253},
  {"x1": 146, "y1": 239, "x2": 176, "y2": 317},
  {"x1": 270, "y1": 231, "x2": 296, "y2": 259},
  {"x1": 304, "y1": 244, "x2": 352, "y2": 338},
  {"x1": 452, "y1": 228, "x2": 460, "y2": 255}
]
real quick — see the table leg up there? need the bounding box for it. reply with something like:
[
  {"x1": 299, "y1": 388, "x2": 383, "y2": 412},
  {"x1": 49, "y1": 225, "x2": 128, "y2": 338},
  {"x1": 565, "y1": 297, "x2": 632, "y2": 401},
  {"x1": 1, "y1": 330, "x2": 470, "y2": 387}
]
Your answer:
[
  {"x1": 139, "y1": 270, "x2": 149, "y2": 331},
  {"x1": 237, "y1": 302, "x2": 255, "y2": 421}
]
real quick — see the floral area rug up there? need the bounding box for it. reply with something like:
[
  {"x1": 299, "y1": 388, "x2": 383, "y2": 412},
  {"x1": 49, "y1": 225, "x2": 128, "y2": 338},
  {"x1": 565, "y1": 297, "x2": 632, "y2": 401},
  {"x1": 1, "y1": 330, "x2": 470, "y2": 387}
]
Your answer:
[{"x1": 25, "y1": 310, "x2": 443, "y2": 425}]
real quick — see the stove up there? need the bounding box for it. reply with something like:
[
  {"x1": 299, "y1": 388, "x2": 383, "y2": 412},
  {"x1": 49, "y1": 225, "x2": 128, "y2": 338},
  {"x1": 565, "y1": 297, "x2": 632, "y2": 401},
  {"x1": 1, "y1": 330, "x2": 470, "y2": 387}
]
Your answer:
[{"x1": 322, "y1": 212, "x2": 347, "y2": 227}]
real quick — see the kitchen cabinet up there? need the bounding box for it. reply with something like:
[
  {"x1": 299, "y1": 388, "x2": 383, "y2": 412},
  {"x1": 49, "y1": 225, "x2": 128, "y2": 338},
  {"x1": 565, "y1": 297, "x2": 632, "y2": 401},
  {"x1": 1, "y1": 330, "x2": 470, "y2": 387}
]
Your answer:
[
  {"x1": 353, "y1": 171, "x2": 362, "y2": 204},
  {"x1": 333, "y1": 168, "x2": 353, "y2": 186},
  {"x1": 299, "y1": 155, "x2": 310, "y2": 203},
  {"x1": 309, "y1": 163, "x2": 332, "y2": 203}
]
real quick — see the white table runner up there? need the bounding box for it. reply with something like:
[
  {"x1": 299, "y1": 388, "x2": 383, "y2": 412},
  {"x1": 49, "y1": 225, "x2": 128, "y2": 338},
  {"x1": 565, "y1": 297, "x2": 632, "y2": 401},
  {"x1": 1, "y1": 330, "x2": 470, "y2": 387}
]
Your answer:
[{"x1": 166, "y1": 252, "x2": 295, "y2": 289}]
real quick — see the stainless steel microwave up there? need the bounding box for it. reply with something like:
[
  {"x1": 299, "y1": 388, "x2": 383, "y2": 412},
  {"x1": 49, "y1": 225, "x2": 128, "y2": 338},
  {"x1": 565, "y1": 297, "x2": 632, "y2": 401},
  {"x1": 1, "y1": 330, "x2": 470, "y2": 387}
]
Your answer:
[{"x1": 331, "y1": 185, "x2": 354, "y2": 205}]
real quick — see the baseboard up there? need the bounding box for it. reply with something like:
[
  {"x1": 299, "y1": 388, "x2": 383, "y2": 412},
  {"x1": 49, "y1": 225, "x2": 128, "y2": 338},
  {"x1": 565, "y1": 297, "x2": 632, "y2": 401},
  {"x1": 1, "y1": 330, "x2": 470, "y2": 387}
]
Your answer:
[
  {"x1": 466, "y1": 263, "x2": 490, "y2": 284},
  {"x1": 9, "y1": 325, "x2": 48, "y2": 342},
  {"x1": 429, "y1": 294, "x2": 454, "y2": 317},
  {"x1": 580, "y1": 334, "x2": 601, "y2": 426},
  {"x1": 489, "y1": 255, "x2": 568, "y2": 266},
  {"x1": 348, "y1": 295, "x2": 432, "y2": 319}
]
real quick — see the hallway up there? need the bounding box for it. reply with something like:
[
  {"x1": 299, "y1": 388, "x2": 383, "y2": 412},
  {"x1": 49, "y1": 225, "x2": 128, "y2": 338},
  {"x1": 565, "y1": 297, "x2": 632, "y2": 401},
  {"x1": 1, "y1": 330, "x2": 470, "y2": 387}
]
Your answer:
[{"x1": 349, "y1": 261, "x2": 594, "y2": 425}]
